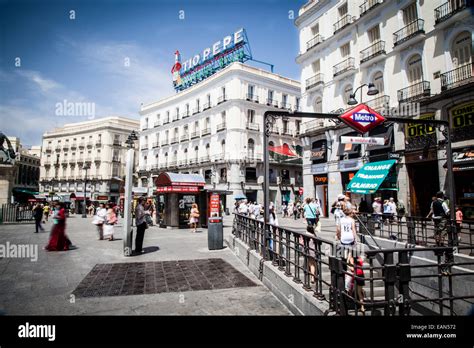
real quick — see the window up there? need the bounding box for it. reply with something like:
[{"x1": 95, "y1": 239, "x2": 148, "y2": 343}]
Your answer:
[
  {"x1": 144, "y1": 118, "x2": 148, "y2": 129},
  {"x1": 221, "y1": 86, "x2": 226, "y2": 96},
  {"x1": 205, "y1": 169, "x2": 213, "y2": 182},
  {"x1": 185, "y1": 104, "x2": 189, "y2": 115},
  {"x1": 373, "y1": 71, "x2": 384, "y2": 94},
  {"x1": 205, "y1": 143, "x2": 210, "y2": 156},
  {"x1": 207, "y1": 94, "x2": 211, "y2": 104},
  {"x1": 221, "y1": 111, "x2": 226, "y2": 124},
  {"x1": 282, "y1": 120, "x2": 289, "y2": 134},
  {"x1": 196, "y1": 99, "x2": 200, "y2": 109},
  {"x1": 248, "y1": 85, "x2": 254, "y2": 96},
  {"x1": 340, "y1": 43, "x2": 350, "y2": 58},
  {"x1": 311, "y1": 23, "x2": 319, "y2": 36},
  {"x1": 245, "y1": 168, "x2": 257, "y2": 182},
  {"x1": 407, "y1": 54, "x2": 423, "y2": 84},
  {"x1": 221, "y1": 140, "x2": 226, "y2": 154},
  {"x1": 248, "y1": 138, "x2": 255, "y2": 158},
  {"x1": 220, "y1": 168, "x2": 227, "y2": 182},
  {"x1": 315, "y1": 97, "x2": 322, "y2": 113},
  {"x1": 344, "y1": 84, "x2": 353, "y2": 105},
  {"x1": 338, "y1": 2, "x2": 348, "y2": 17},
  {"x1": 175, "y1": 107, "x2": 179, "y2": 117},
  {"x1": 312, "y1": 59, "x2": 321, "y2": 73},
  {"x1": 268, "y1": 90, "x2": 274, "y2": 101},
  {"x1": 184, "y1": 148, "x2": 188, "y2": 161},
  {"x1": 296, "y1": 98, "x2": 300, "y2": 111},
  {"x1": 368, "y1": 25, "x2": 380, "y2": 43},
  {"x1": 184, "y1": 125, "x2": 188, "y2": 135},
  {"x1": 247, "y1": 109, "x2": 255, "y2": 124},
  {"x1": 165, "y1": 130, "x2": 169, "y2": 142},
  {"x1": 282, "y1": 94, "x2": 288, "y2": 107},
  {"x1": 452, "y1": 31, "x2": 472, "y2": 67},
  {"x1": 403, "y1": 3, "x2": 418, "y2": 25},
  {"x1": 194, "y1": 146, "x2": 199, "y2": 161},
  {"x1": 296, "y1": 120, "x2": 301, "y2": 134}
]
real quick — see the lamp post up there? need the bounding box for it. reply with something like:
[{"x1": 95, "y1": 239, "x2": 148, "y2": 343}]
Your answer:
[
  {"x1": 82, "y1": 163, "x2": 90, "y2": 218},
  {"x1": 124, "y1": 130, "x2": 138, "y2": 256}
]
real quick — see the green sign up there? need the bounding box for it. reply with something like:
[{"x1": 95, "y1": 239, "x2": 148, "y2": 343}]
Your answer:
[{"x1": 346, "y1": 160, "x2": 397, "y2": 194}]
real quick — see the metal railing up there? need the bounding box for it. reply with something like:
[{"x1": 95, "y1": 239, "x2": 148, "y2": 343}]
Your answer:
[
  {"x1": 154, "y1": 121, "x2": 160, "y2": 127},
  {"x1": 246, "y1": 94, "x2": 259, "y2": 103},
  {"x1": 203, "y1": 102, "x2": 211, "y2": 110},
  {"x1": 161, "y1": 140, "x2": 169, "y2": 146},
  {"x1": 333, "y1": 57, "x2": 355, "y2": 77},
  {"x1": 366, "y1": 95, "x2": 389, "y2": 112},
  {"x1": 200, "y1": 155, "x2": 210, "y2": 163},
  {"x1": 360, "y1": 0, "x2": 383, "y2": 16},
  {"x1": 193, "y1": 107, "x2": 200, "y2": 115},
  {"x1": 232, "y1": 214, "x2": 474, "y2": 316},
  {"x1": 280, "y1": 103, "x2": 291, "y2": 110},
  {"x1": 181, "y1": 111, "x2": 190, "y2": 119},
  {"x1": 152, "y1": 142, "x2": 160, "y2": 148},
  {"x1": 172, "y1": 114, "x2": 179, "y2": 122},
  {"x1": 247, "y1": 123, "x2": 260, "y2": 131},
  {"x1": 441, "y1": 62, "x2": 473, "y2": 91},
  {"x1": 201, "y1": 127, "x2": 211, "y2": 136},
  {"x1": 435, "y1": 0, "x2": 468, "y2": 24},
  {"x1": 180, "y1": 135, "x2": 189, "y2": 142},
  {"x1": 216, "y1": 123, "x2": 226, "y2": 132},
  {"x1": 397, "y1": 81, "x2": 430, "y2": 102},
  {"x1": 191, "y1": 131, "x2": 200, "y2": 139},
  {"x1": 393, "y1": 19, "x2": 425, "y2": 47},
  {"x1": 360, "y1": 40, "x2": 386, "y2": 64},
  {"x1": 266, "y1": 98, "x2": 279, "y2": 107},
  {"x1": 334, "y1": 14, "x2": 353, "y2": 34},
  {"x1": 1, "y1": 204, "x2": 34, "y2": 223},
  {"x1": 306, "y1": 34, "x2": 323, "y2": 51},
  {"x1": 305, "y1": 73, "x2": 324, "y2": 91},
  {"x1": 170, "y1": 137, "x2": 178, "y2": 144},
  {"x1": 163, "y1": 117, "x2": 170, "y2": 124},
  {"x1": 217, "y1": 95, "x2": 227, "y2": 104}
]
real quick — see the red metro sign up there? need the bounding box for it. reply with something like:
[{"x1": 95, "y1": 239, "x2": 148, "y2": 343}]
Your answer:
[{"x1": 339, "y1": 104, "x2": 386, "y2": 133}]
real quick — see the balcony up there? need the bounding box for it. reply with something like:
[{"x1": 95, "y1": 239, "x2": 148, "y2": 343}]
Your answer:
[
  {"x1": 172, "y1": 114, "x2": 179, "y2": 122},
  {"x1": 45, "y1": 146, "x2": 52, "y2": 152},
  {"x1": 280, "y1": 128, "x2": 292, "y2": 136},
  {"x1": 203, "y1": 102, "x2": 211, "y2": 111},
  {"x1": 68, "y1": 158, "x2": 76, "y2": 164},
  {"x1": 189, "y1": 158, "x2": 197, "y2": 165},
  {"x1": 306, "y1": 34, "x2": 323, "y2": 51},
  {"x1": 435, "y1": 0, "x2": 469, "y2": 26},
  {"x1": 112, "y1": 140, "x2": 121, "y2": 146},
  {"x1": 200, "y1": 155, "x2": 210, "y2": 163},
  {"x1": 95, "y1": 140, "x2": 102, "y2": 147},
  {"x1": 441, "y1": 63, "x2": 473, "y2": 91},
  {"x1": 94, "y1": 157, "x2": 101, "y2": 162},
  {"x1": 360, "y1": 40, "x2": 386, "y2": 65},
  {"x1": 397, "y1": 81, "x2": 431, "y2": 103},
  {"x1": 246, "y1": 94, "x2": 259, "y2": 103},
  {"x1": 140, "y1": 125, "x2": 148, "y2": 131},
  {"x1": 280, "y1": 102, "x2": 292, "y2": 110},
  {"x1": 112, "y1": 156, "x2": 120, "y2": 162},
  {"x1": 191, "y1": 131, "x2": 200, "y2": 139},
  {"x1": 141, "y1": 144, "x2": 149, "y2": 150},
  {"x1": 154, "y1": 121, "x2": 160, "y2": 128},
  {"x1": 162, "y1": 118, "x2": 170, "y2": 125},
  {"x1": 304, "y1": 119, "x2": 326, "y2": 134},
  {"x1": 333, "y1": 14, "x2": 353, "y2": 34},
  {"x1": 305, "y1": 73, "x2": 324, "y2": 91},
  {"x1": 216, "y1": 123, "x2": 226, "y2": 132},
  {"x1": 178, "y1": 160, "x2": 187, "y2": 167},
  {"x1": 333, "y1": 57, "x2": 356, "y2": 78},
  {"x1": 84, "y1": 157, "x2": 92, "y2": 163},
  {"x1": 55, "y1": 146, "x2": 62, "y2": 152},
  {"x1": 193, "y1": 107, "x2": 200, "y2": 115},
  {"x1": 152, "y1": 142, "x2": 160, "y2": 149},
  {"x1": 151, "y1": 164, "x2": 160, "y2": 171},
  {"x1": 246, "y1": 153, "x2": 262, "y2": 162},
  {"x1": 181, "y1": 111, "x2": 190, "y2": 119},
  {"x1": 180, "y1": 134, "x2": 189, "y2": 142},
  {"x1": 217, "y1": 95, "x2": 227, "y2": 104},
  {"x1": 168, "y1": 161, "x2": 177, "y2": 168},
  {"x1": 78, "y1": 143, "x2": 85, "y2": 149},
  {"x1": 393, "y1": 19, "x2": 425, "y2": 48},
  {"x1": 77, "y1": 157, "x2": 84, "y2": 163},
  {"x1": 161, "y1": 140, "x2": 169, "y2": 146},
  {"x1": 86, "y1": 142, "x2": 93, "y2": 148},
  {"x1": 170, "y1": 137, "x2": 178, "y2": 144},
  {"x1": 266, "y1": 98, "x2": 279, "y2": 107},
  {"x1": 246, "y1": 123, "x2": 260, "y2": 131},
  {"x1": 360, "y1": 0, "x2": 383, "y2": 16},
  {"x1": 366, "y1": 95, "x2": 390, "y2": 113},
  {"x1": 201, "y1": 127, "x2": 211, "y2": 136},
  {"x1": 44, "y1": 160, "x2": 51, "y2": 166}
]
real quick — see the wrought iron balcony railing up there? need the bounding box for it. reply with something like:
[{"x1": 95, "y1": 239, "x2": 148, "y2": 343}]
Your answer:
[
  {"x1": 306, "y1": 34, "x2": 323, "y2": 51},
  {"x1": 180, "y1": 134, "x2": 189, "y2": 142},
  {"x1": 181, "y1": 111, "x2": 190, "y2": 119},
  {"x1": 246, "y1": 123, "x2": 260, "y2": 131},
  {"x1": 192, "y1": 107, "x2": 200, "y2": 115},
  {"x1": 161, "y1": 140, "x2": 169, "y2": 146},
  {"x1": 201, "y1": 127, "x2": 211, "y2": 136},
  {"x1": 154, "y1": 121, "x2": 160, "y2": 128},
  {"x1": 305, "y1": 73, "x2": 324, "y2": 90},
  {"x1": 333, "y1": 57, "x2": 355, "y2": 77},
  {"x1": 162, "y1": 117, "x2": 170, "y2": 124},
  {"x1": 366, "y1": 95, "x2": 390, "y2": 112},
  {"x1": 170, "y1": 137, "x2": 178, "y2": 144},
  {"x1": 190, "y1": 131, "x2": 200, "y2": 139},
  {"x1": 200, "y1": 155, "x2": 210, "y2": 163},
  {"x1": 246, "y1": 94, "x2": 259, "y2": 103},
  {"x1": 203, "y1": 102, "x2": 211, "y2": 111},
  {"x1": 360, "y1": 40, "x2": 386, "y2": 64},
  {"x1": 359, "y1": 0, "x2": 383, "y2": 16},
  {"x1": 441, "y1": 62, "x2": 473, "y2": 91},
  {"x1": 397, "y1": 81, "x2": 431, "y2": 103},
  {"x1": 280, "y1": 102, "x2": 292, "y2": 110},
  {"x1": 435, "y1": 0, "x2": 468, "y2": 24},
  {"x1": 393, "y1": 19, "x2": 425, "y2": 47},
  {"x1": 152, "y1": 142, "x2": 160, "y2": 149},
  {"x1": 266, "y1": 98, "x2": 279, "y2": 107},
  {"x1": 172, "y1": 114, "x2": 179, "y2": 122},
  {"x1": 333, "y1": 14, "x2": 353, "y2": 34},
  {"x1": 168, "y1": 161, "x2": 177, "y2": 168},
  {"x1": 217, "y1": 94, "x2": 227, "y2": 104},
  {"x1": 216, "y1": 123, "x2": 226, "y2": 132}
]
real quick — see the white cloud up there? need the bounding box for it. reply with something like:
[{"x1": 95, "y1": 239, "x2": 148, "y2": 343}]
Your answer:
[{"x1": 16, "y1": 70, "x2": 62, "y2": 93}]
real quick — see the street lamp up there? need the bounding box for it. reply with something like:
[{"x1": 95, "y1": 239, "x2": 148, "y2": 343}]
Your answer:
[
  {"x1": 82, "y1": 163, "x2": 90, "y2": 218},
  {"x1": 347, "y1": 83, "x2": 379, "y2": 105},
  {"x1": 124, "y1": 130, "x2": 138, "y2": 256}
]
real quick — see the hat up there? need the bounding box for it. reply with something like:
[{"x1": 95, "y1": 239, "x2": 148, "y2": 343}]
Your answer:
[{"x1": 337, "y1": 194, "x2": 345, "y2": 200}]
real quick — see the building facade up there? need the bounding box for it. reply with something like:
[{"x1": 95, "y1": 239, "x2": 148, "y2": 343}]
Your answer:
[
  {"x1": 296, "y1": 0, "x2": 473, "y2": 217},
  {"x1": 39, "y1": 117, "x2": 139, "y2": 204},
  {"x1": 139, "y1": 62, "x2": 302, "y2": 209}
]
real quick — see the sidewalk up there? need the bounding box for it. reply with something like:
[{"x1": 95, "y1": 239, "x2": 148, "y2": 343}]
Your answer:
[{"x1": 0, "y1": 216, "x2": 291, "y2": 315}]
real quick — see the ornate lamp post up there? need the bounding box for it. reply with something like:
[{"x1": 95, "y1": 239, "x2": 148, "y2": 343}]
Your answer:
[{"x1": 123, "y1": 130, "x2": 138, "y2": 256}]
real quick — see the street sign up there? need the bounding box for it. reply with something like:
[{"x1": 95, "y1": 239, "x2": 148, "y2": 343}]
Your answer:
[
  {"x1": 389, "y1": 153, "x2": 401, "y2": 160},
  {"x1": 340, "y1": 136, "x2": 385, "y2": 145},
  {"x1": 339, "y1": 104, "x2": 386, "y2": 133}
]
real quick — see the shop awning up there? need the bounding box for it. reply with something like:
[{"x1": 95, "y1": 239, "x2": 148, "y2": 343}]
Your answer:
[
  {"x1": 12, "y1": 188, "x2": 39, "y2": 195},
  {"x1": 233, "y1": 193, "x2": 247, "y2": 200},
  {"x1": 347, "y1": 160, "x2": 397, "y2": 194},
  {"x1": 269, "y1": 144, "x2": 297, "y2": 157},
  {"x1": 155, "y1": 172, "x2": 205, "y2": 187}
]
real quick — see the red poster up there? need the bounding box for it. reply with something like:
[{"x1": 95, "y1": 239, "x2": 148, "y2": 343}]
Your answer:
[
  {"x1": 210, "y1": 194, "x2": 220, "y2": 217},
  {"x1": 299, "y1": 188, "x2": 303, "y2": 195}
]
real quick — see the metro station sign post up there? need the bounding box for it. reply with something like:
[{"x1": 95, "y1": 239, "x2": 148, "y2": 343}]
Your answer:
[{"x1": 262, "y1": 104, "x2": 457, "y2": 252}]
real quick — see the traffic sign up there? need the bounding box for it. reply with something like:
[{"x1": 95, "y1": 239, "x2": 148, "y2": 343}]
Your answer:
[{"x1": 339, "y1": 104, "x2": 386, "y2": 133}]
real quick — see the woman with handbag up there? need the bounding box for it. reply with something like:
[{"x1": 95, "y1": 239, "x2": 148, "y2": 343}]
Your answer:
[
  {"x1": 189, "y1": 203, "x2": 200, "y2": 233},
  {"x1": 103, "y1": 206, "x2": 118, "y2": 241}
]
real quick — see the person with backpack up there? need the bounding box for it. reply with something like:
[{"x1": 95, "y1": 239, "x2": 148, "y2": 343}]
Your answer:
[
  {"x1": 303, "y1": 197, "x2": 318, "y2": 227},
  {"x1": 430, "y1": 191, "x2": 452, "y2": 275},
  {"x1": 33, "y1": 203, "x2": 45, "y2": 233}
]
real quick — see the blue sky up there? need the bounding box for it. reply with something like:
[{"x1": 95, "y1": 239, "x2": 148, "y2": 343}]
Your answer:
[{"x1": 0, "y1": 0, "x2": 306, "y2": 146}]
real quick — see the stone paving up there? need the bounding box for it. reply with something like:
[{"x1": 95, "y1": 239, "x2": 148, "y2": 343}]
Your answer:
[{"x1": 0, "y1": 215, "x2": 292, "y2": 315}]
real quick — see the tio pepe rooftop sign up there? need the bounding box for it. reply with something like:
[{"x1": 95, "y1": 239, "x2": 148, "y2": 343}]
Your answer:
[{"x1": 339, "y1": 104, "x2": 386, "y2": 133}]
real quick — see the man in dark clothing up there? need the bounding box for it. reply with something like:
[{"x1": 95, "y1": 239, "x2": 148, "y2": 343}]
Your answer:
[
  {"x1": 134, "y1": 197, "x2": 148, "y2": 254},
  {"x1": 431, "y1": 191, "x2": 453, "y2": 275},
  {"x1": 33, "y1": 204, "x2": 44, "y2": 233}
]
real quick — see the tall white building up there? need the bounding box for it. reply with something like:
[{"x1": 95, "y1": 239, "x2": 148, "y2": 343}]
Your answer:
[
  {"x1": 39, "y1": 116, "x2": 139, "y2": 204},
  {"x1": 139, "y1": 62, "x2": 302, "y2": 208},
  {"x1": 296, "y1": 0, "x2": 473, "y2": 217}
]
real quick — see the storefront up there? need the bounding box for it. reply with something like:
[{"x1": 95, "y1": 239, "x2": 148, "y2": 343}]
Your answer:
[
  {"x1": 452, "y1": 146, "x2": 474, "y2": 220},
  {"x1": 314, "y1": 174, "x2": 328, "y2": 216},
  {"x1": 404, "y1": 112, "x2": 439, "y2": 216},
  {"x1": 311, "y1": 140, "x2": 328, "y2": 216},
  {"x1": 346, "y1": 160, "x2": 397, "y2": 198},
  {"x1": 154, "y1": 172, "x2": 205, "y2": 228}
]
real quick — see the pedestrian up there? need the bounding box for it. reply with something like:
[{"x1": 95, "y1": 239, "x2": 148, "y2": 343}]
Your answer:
[
  {"x1": 456, "y1": 206, "x2": 463, "y2": 242},
  {"x1": 103, "y1": 206, "x2": 118, "y2": 241},
  {"x1": 294, "y1": 201, "x2": 300, "y2": 220},
  {"x1": 134, "y1": 197, "x2": 148, "y2": 254},
  {"x1": 336, "y1": 207, "x2": 357, "y2": 259},
  {"x1": 287, "y1": 201, "x2": 294, "y2": 218},
  {"x1": 388, "y1": 197, "x2": 397, "y2": 222},
  {"x1": 253, "y1": 202, "x2": 261, "y2": 220},
  {"x1": 268, "y1": 204, "x2": 279, "y2": 261},
  {"x1": 96, "y1": 203, "x2": 108, "y2": 240},
  {"x1": 248, "y1": 201, "x2": 255, "y2": 218},
  {"x1": 383, "y1": 199, "x2": 391, "y2": 224},
  {"x1": 430, "y1": 191, "x2": 452, "y2": 274},
  {"x1": 33, "y1": 203, "x2": 45, "y2": 233},
  {"x1": 372, "y1": 197, "x2": 382, "y2": 225},
  {"x1": 346, "y1": 253, "x2": 366, "y2": 314},
  {"x1": 333, "y1": 201, "x2": 346, "y2": 229},
  {"x1": 303, "y1": 197, "x2": 318, "y2": 227},
  {"x1": 45, "y1": 201, "x2": 73, "y2": 251},
  {"x1": 189, "y1": 203, "x2": 200, "y2": 233},
  {"x1": 396, "y1": 199, "x2": 406, "y2": 222},
  {"x1": 238, "y1": 200, "x2": 248, "y2": 216},
  {"x1": 144, "y1": 201, "x2": 154, "y2": 226},
  {"x1": 282, "y1": 203, "x2": 288, "y2": 218},
  {"x1": 344, "y1": 195, "x2": 353, "y2": 210},
  {"x1": 359, "y1": 198, "x2": 369, "y2": 214},
  {"x1": 43, "y1": 203, "x2": 50, "y2": 223}
]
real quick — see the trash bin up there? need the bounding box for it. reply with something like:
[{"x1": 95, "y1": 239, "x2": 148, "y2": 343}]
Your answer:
[{"x1": 208, "y1": 216, "x2": 224, "y2": 250}]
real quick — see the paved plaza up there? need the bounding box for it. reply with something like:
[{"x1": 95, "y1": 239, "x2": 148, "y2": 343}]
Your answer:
[{"x1": 0, "y1": 215, "x2": 293, "y2": 315}]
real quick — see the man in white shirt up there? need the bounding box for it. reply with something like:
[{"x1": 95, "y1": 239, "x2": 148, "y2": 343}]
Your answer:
[
  {"x1": 249, "y1": 201, "x2": 255, "y2": 218},
  {"x1": 239, "y1": 201, "x2": 249, "y2": 216}
]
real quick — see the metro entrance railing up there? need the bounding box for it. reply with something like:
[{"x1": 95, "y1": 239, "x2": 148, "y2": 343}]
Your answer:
[{"x1": 232, "y1": 213, "x2": 474, "y2": 316}]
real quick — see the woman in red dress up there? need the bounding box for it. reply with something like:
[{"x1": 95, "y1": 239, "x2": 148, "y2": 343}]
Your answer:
[{"x1": 45, "y1": 201, "x2": 72, "y2": 251}]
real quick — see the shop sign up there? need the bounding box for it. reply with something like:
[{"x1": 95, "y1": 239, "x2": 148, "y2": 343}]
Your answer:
[
  {"x1": 451, "y1": 101, "x2": 474, "y2": 142},
  {"x1": 96, "y1": 195, "x2": 108, "y2": 201},
  {"x1": 341, "y1": 136, "x2": 385, "y2": 145},
  {"x1": 209, "y1": 193, "x2": 220, "y2": 217},
  {"x1": 314, "y1": 175, "x2": 328, "y2": 185},
  {"x1": 311, "y1": 163, "x2": 328, "y2": 174},
  {"x1": 172, "y1": 28, "x2": 251, "y2": 92},
  {"x1": 155, "y1": 186, "x2": 200, "y2": 193},
  {"x1": 339, "y1": 104, "x2": 386, "y2": 133},
  {"x1": 406, "y1": 113, "x2": 436, "y2": 138}
]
